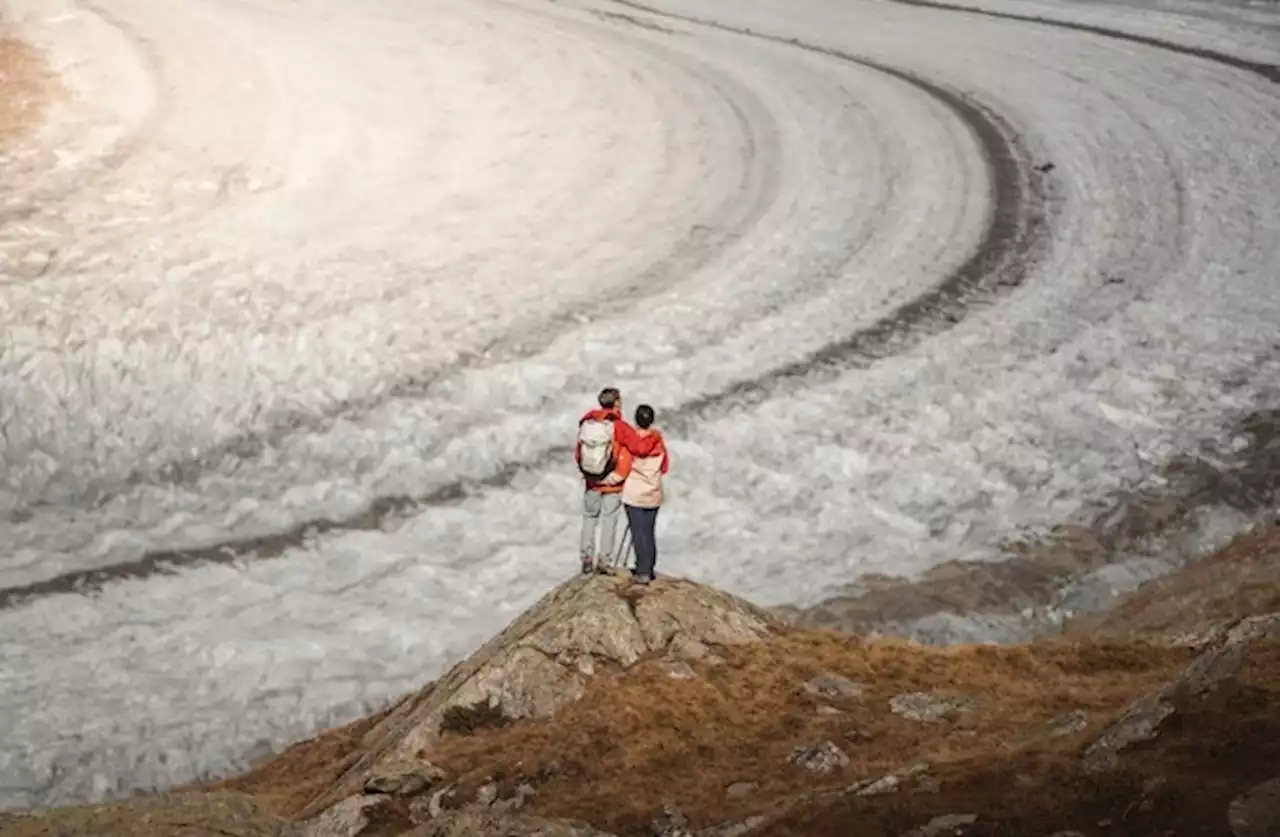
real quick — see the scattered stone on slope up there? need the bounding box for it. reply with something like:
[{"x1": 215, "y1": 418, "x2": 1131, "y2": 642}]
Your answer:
[
  {"x1": 662, "y1": 659, "x2": 697, "y2": 680},
  {"x1": 1080, "y1": 691, "x2": 1174, "y2": 773},
  {"x1": 1162, "y1": 621, "x2": 1234, "y2": 649},
  {"x1": 848, "y1": 763, "x2": 931, "y2": 797},
  {"x1": 306, "y1": 574, "x2": 779, "y2": 818},
  {"x1": 668, "y1": 635, "x2": 726, "y2": 665},
  {"x1": 726, "y1": 782, "x2": 758, "y2": 799},
  {"x1": 474, "y1": 780, "x2": 499, "y2": 808},
  {"x1": 1083, "y1": 613, "x2": 1280, "y2": 772},
  {"x1": 789, "y1": 740, "x2": 850, "y2": 773},
  {"x1": 1044, "y1": 710, "x2": 1091, "y2": 738},
  {"x1": 915, "y1": 774, "x2": 942, "y2": 794},
  {"x1": 698, "y1": 815, "x2": 768, "y2": 837},
  {"x1": 901, "y1": 813, "x2": 978, "y2": 837},
  {"x1": 407, "y1": 774, "x2": 536, "y2": 821},
  {"x1": 409, "y1": 795, "x2": 435, "y2": 826},
  {"x1": 817, "y1": 704, "x2": 845, "y2": 716},
  {"x1": 1229, "y1": 776, "x2": 1280, "y2": 837},
  {"x1": 418, "y1": 784, "x2": 457, "y2": 822},
  {"x1": 803, "y1": 672, "x2": 864, "y2": 700},
  {"x1": 889, "y1": 691, "x2": 977, "y2": 722},
  {"x1": 303, "y1": 795, "x2": 384, "y2": 837},
  {"x1": 365, "y1": 755, "x2": 447, "y2": 795},
  {"x1": 491, "y1": 783, "x2": 538, "y2": 813},
  {"x1": 854, "y1": 773, "x2": 903, "y2": 796},
  {"x1": 0, "y1": 792, "x2": 300, "y2": 837},
  {"x1": 405, "y1": 810, "x2": 619, "y2": 836},
  {"x1": 651, "y1": 802, "x2": 694, "y2": 837}
]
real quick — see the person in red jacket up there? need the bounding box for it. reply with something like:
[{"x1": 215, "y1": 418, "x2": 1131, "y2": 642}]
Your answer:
[{"x1": 575, "y1": 387, "x2": 634, "y2": 574}]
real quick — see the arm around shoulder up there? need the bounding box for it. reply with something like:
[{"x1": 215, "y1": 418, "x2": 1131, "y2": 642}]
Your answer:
[{"x1": 604, "y1": 444, "x2": 633, "y2": 484}]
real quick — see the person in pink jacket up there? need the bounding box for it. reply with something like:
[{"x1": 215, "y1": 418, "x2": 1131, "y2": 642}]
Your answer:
[{"x1": 620, "y1": 403, "x2": 669, "y2": 585}]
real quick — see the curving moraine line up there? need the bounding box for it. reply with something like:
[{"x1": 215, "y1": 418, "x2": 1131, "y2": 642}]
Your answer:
[
  {"x1": 53, "y1": 0, "x2": 1280, "y2": 606},
  {"x1": 886, "y1": 0, "x2": 1280, "y2": 83},
  {"x1": 94, "y1": 0, "x2": 1275, "y2": 512},
  {"x1": 3, "y1": 2, "x2": 786, "y2": 517},
  {"x1": 0, "y1": 2, "x2": 1052, "y2": 609}
]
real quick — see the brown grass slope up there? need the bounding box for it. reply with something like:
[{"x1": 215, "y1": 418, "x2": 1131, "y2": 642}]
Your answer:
[
  {"x1": 773, "y1": 640, "x2": 1280, "y2": 837},
  {"x1": 219, "y1": 527, "x2": 1280, "y2": 837},
  {"x1": 414, "y1": 635, "x2": 1199, "y2": 836},
  {"x1": 227, "y1": 637, "x2": 1280, "y2": 837},
  {"x1": 15, "y1": 526, "x2": 1280, "y2": 837},
  {"x1": 224, "y1": 623, "x2": 1280, "y2": 836}
]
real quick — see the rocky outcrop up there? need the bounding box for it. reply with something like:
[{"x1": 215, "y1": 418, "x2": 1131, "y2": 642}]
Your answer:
[
  {"x1": 0, "y1": 792, "x2": 298, "y2": 837},
  {"x1": 303, "y1": 572, "x2": 780, "y2": 818},
  {"x1": 302, "y1": 795, "x2": 383, "y2": 837},
  {"x1": 847, "y1": 762, "x2": 933, "y2": 797},
  {"x1": 787, "y1": 741, "x2": 849, "y2": 774},
  {"x1": 803, "y1": 672, "x2": 863, "y2": 700},
  {"x1": 363, "y1": 756, "x2": 447, "y2": 796},
  {"x1": 1083, "y1": 613, "x2": 1280, "y2": 772},
  {"x1": 889, "y1": 692, "x2": 978, "y2": 723}
]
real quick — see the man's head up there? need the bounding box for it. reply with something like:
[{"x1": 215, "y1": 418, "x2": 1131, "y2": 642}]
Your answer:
[
  {"x1": 597, "y1": 387, "x2": 621, "y2": 410},
  {"x1": 635, "y1": 404, "x2": 656, "y2": 429}
]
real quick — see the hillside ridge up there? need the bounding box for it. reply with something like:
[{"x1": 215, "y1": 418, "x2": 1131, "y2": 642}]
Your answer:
[
  {"x1": 230, "y1": 525, "x2": 1278, "y2": 835},
  {"x1": 4, "y1": 529, "x2": 1279, "y2": 837}
]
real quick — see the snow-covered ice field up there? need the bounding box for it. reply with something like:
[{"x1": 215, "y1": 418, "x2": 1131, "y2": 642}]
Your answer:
[{"x1": 2, "y1": 0, "x2": 1279, "y2": 811}]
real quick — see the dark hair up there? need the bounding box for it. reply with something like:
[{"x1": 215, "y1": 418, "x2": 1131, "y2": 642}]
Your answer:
[
  {"x1": 598, "y1": 387, "x2": 621, "y2": 409},
  {"x1": 634, "y1": 404, "x2": 655, "y2": 429}
]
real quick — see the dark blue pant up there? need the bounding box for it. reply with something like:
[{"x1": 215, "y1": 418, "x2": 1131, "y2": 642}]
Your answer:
[{"x1": 624, "y1": 504, "x2": 660, "y2": 578}]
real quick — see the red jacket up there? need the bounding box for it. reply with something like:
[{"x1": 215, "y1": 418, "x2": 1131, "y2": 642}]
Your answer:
[
  {"x1": 575, "y1": 407, "x2": 633, "y2": 494},
  {"x1": 578, "y1": 409, "x2": 666, "y2": 462},
  {"x1": 622, "y1": 428, "x2": 669, "y2": 473}
]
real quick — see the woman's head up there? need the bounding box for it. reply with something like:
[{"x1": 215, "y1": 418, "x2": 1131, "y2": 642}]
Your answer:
[{"x1": 634, "y1": 403, "x2": 656, "y2": 429}]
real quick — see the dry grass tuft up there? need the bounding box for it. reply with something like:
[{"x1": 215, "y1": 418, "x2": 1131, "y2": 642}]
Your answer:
[
  {"x1": 214, "y1": 704, "x2": 396, "y2": 818},
  {"x1": 440, "y1": 699, "x2": 513, "y2": 737}
]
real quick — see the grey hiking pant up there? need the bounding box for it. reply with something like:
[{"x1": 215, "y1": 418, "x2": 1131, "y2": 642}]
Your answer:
[{"x1": 581, "y1": 490, "x2": 622, "y2": 561}]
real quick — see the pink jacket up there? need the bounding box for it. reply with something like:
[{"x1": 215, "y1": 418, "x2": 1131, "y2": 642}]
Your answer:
[{"x1": 621, "y1": 429, "x2": 669, "y2": 508}]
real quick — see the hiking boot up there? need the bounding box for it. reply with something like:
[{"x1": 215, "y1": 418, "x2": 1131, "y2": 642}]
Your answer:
[
  {"x1": 581, "y1": 554, "x2": 595, "y2": 575},
  {"x1": 630, "y1": 573, "x2": 652, "y2": 586}
]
